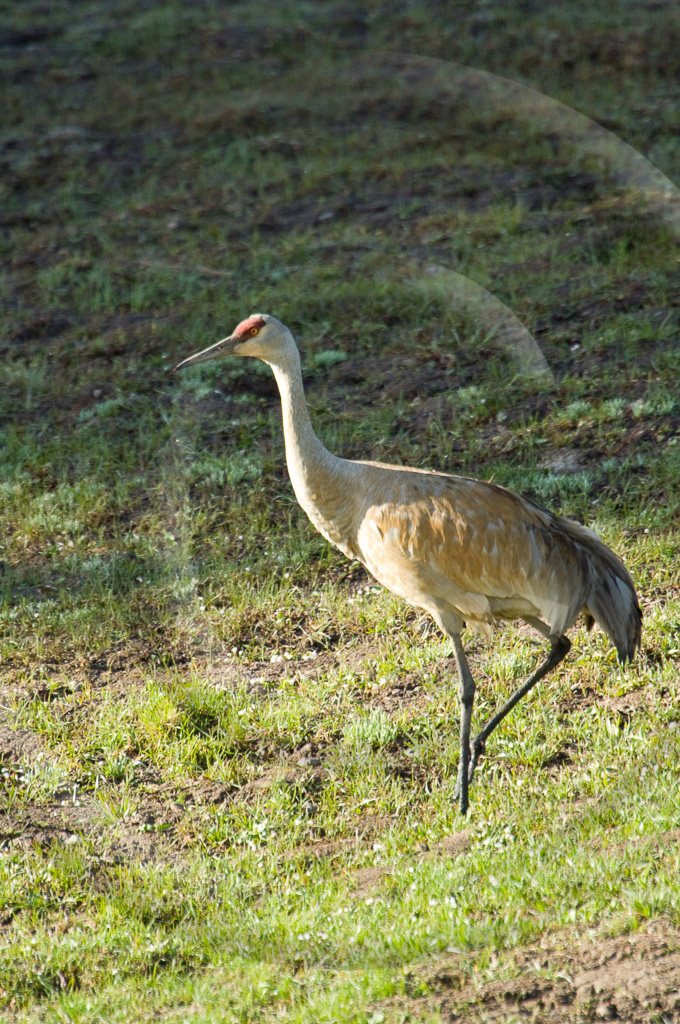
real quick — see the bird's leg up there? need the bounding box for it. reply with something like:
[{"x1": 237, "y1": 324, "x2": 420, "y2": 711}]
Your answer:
[
  {"x1": 450, "y1": 634, "x2": 476, "y2": 816},
  {"x1": 523, "y1": 615, "x2": 553, "y2": 641},
  {"x1": 467, "y1": 634, "x2": 571, "y2": 786}
]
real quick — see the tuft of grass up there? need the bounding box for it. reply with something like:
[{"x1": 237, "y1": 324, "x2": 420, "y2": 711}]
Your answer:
[{"x1": 343, "y1": 710, "x2": 401, "y2": 750}]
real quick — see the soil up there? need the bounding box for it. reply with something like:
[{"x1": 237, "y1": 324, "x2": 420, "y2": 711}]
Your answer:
[{"x1": 392, "y1": 918, "x2": 680, "y2": 1023}]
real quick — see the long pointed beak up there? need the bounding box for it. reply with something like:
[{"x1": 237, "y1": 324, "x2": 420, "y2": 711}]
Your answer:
[{"x1": 174, "y1": 335, "x2": 236, "y2": 371}]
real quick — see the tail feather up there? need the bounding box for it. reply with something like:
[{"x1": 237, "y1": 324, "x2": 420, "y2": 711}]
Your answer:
[
  {"x1": 574, "y1": 528, "x2": 642, "y2": 663},
  {"x1": 585, "y1": 564, "x2": 642, "y2": 663},
  {"x1": 540, "y1": 509, "x2": 642, "y2": 662}
]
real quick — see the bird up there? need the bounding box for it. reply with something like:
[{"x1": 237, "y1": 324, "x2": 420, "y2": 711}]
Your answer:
[{"x1": 175, "y1": 313, "x2": 642, "y2": 815}]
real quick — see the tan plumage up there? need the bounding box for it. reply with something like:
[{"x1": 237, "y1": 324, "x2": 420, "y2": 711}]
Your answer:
[
  {"x1": 176, "y1": 313, "x2": 642, "y2": 814},
  {"x1": 352, "y1": 467, "x2": 640, "y2": 661}
]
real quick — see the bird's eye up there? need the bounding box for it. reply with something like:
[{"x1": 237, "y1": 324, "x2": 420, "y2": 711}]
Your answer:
[{"x1": 250, "y1": 327, "x2": 258, "y2": 335}]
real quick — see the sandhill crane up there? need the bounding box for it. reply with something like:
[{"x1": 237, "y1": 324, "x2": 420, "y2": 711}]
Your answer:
[{"x1": 176, "y1": 314, "x2": 642, "y2": 815}]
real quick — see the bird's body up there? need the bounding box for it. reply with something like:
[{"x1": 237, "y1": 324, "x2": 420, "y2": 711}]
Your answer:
[
  {"x1": 177, "y1": 313, "x2": 641, "y2": 813},
  {"x1": 294, "y1": 455, "x2": 636, "y2": 653}
]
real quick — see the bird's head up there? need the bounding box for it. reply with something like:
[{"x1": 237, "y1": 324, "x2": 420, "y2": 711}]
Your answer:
[{"x1": 174, "y1": 314, "x2": 294, "y2": 371}]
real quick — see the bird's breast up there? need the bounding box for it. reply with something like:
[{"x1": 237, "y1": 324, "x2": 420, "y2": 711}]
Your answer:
[{"x1": 293, "y1": 482, "x2": 363, "y2": 561}]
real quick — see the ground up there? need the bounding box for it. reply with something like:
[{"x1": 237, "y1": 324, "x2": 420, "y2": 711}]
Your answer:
[{"x1": 1, "y1": 1, "x2": 680, "y2": 1021}]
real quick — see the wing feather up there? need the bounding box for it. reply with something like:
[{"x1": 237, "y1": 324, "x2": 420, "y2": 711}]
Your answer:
[{"x1": 354, "y1": 468, "x2": 591, "y2": 633}]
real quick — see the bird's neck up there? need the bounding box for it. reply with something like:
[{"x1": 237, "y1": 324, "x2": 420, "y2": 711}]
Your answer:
[{"x1": 269, "y1": 350, "x2": 347, "y2": 516}]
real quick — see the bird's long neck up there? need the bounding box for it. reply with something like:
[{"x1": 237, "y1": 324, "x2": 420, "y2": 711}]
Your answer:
[{"x1": 268, "y1": 348, "x2": 353, "y2": 527}]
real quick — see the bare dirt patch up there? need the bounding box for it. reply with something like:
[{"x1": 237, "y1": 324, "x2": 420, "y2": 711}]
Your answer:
[
  {"x1": 559, "y1": 676, "x2": 664, "y2": 718},
  {"x1": 0, "y1": 723, "x2": 44, "y2": 765},
  {"x1": 352, "y1": 865, "x2": 392, "y2": 896},
  {"x1": 387, "y1": 919, "x2": 680, "y2": 1023},
  {"x1": 418, "y1": 830, "x2": 472, "y2": 861},
  {"x1": 0, "y1": 781, "x2": 183, "y2": 865}
]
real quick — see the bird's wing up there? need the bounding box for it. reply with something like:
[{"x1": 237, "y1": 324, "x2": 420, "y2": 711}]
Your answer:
[{"x1": 354, "y1": 467, "x2": 589, "y2": 632}]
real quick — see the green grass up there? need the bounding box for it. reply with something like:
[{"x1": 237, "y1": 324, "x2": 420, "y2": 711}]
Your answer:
[{"x1": 1, "y1": 0, "x2": 680, "y2": 1020}]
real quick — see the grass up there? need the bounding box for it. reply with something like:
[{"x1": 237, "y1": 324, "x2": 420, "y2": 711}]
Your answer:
[{"x1": 1, "y1": 0, "x2": 680, "y2": 1020}]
